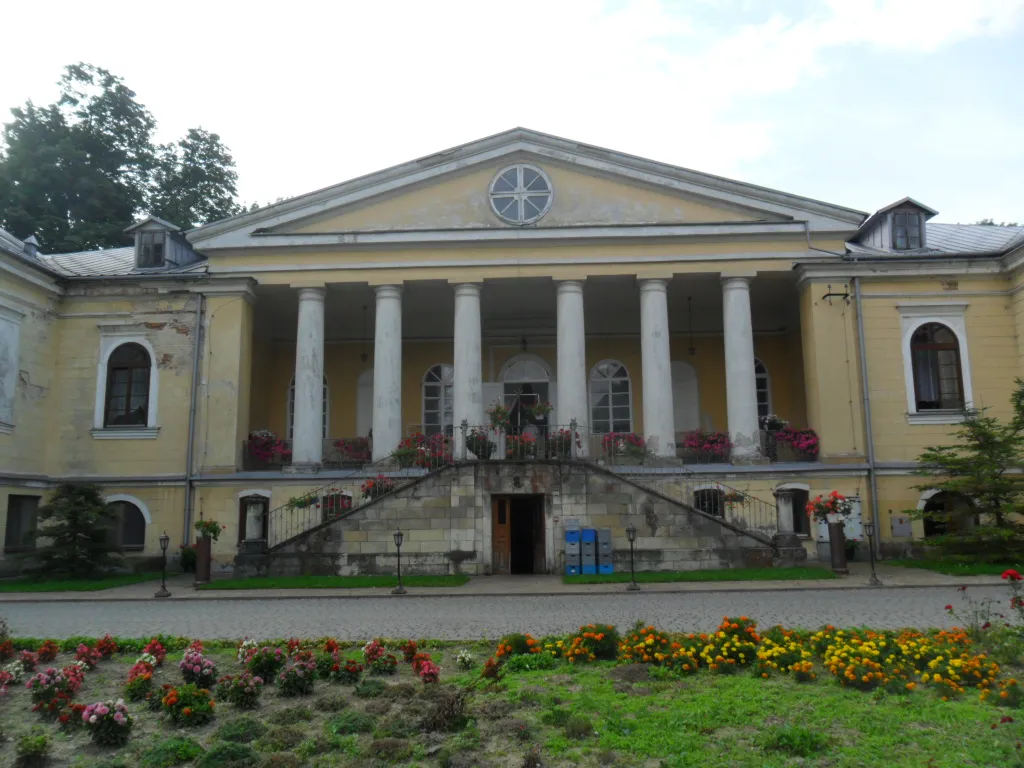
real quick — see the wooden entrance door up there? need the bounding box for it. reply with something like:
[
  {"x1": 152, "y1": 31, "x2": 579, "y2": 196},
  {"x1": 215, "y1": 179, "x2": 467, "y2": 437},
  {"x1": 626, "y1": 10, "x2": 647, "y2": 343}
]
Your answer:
[{"x1": 491, "y1": 497, "x2": 512, "y2": 575}]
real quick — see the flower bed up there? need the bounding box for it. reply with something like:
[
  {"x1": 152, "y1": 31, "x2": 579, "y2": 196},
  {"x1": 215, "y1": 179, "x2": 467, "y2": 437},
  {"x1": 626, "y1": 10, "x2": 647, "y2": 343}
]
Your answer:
[{"x1": 679, "y1": 430, "x2": 731, "y2": 463}]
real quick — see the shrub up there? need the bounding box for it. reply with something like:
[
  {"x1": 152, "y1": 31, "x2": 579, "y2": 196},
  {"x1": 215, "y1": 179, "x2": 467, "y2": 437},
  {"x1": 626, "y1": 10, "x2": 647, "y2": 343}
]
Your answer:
[
  {"x1": 564, "y1": 715, "x2": 594, "y2": 739},
  {"x1": 82, "y1": 699, "x2": 134, "y2": 746},
  {"x1": 757, "y1": 725, "x2": 830, "y2": 756},
  {"x1": 75, "y1": 643, "x2": 102, "y2": 669},
  {"x1": 143, "y1": 638, "x2": 167, "y2": 665},
  {"x1": 215, "y1": 673, "x2": 264, "y2": 709},
  {"x1": 504, "y1": 653, "x2": 557, "y2": 673},
  {"x1": 96, "y1": 634, "x2": 119, "y2": 659},
  {"x1": 162, "y1": 683, "x2": 216, "y2": 727},
  {"x1": 566, "y1": 624, "x2": 619, "y2": 662},
  {"x1": 278, "y1": 658, "x2": 317, "y2": 696},
  {"x1": 420, "y1": 686, "x2": 469, "y2": 733},
  {"x1": 14, "y1": 729, "x2": 50, "y2": 768},
  {"x1": 370, "y1": 653, "x2": 398, "y2": 676},
  {"x1": 456, "y1": 650, "x2": 475, "y2": 670},
  {"x1": 314, "y1": 651, "x2": 336, "y2": 679},
  {"x1": 699, "y1": 616, "x2": 761, "y2": 674},
  {"x1": 618, "y1": 624, "x2": 675, "y2": 665},
  {"x1": 354, "y1": 678, "x2": 386, "y2": 698},
  {"x1": 268, "y1": 705, "x2": 313, "y2": 725},
  {"x1": 195, "y1": 741, "x2": 259, "y2": 768},
  {"x1": 418, "y1": 658, "x2": 441, "y2": 684},
  {"x1": 401, "y1": 639, "x2": 418, "y2": 662},
  {"x1": 32, "y1": 483, "x2": 122, "y2": 578},
  {"x1": 246, "y1": 646, "x2": 286, "y2": 680},
  {"x1": 140, "y1": 736, "x2": 205, "y2": 768},
  {"x1": 27, "y1": 666, "x2": 81, "y2": 705},
  {"x1": 19, "y1": 650, "x2": 38, "y2": 672},
  {"x1": 179, "y1": 649, "x2": 217, "y2": 687},
  {"x1": 327, "y1": 710, "x2": 376, "y2": 735},
  {"x1": 314, "y1": 693, "x2": 348, "y2": 712},
  {"x1": 256, "y1": 724, "x2": 308, "y2": 752},
  {"x1": 480, "y1": 656, "x2": 503, "y2": 681},
  {"x1": 179, "y1": 544, "x2": 197, "y2": 573},
  {"x1": 328, "y1": 658, "x2": 363, "y2": 684},
  {"x1": 36, "y1": 640, "x2": 60, "y2": 663},
  {"x1": 215, "y1": 716, "x2": 267, "y2": 744},
  {"x1": 496, "y1": 633, "x2": 542, "y2": 657},
  {"x1": 124, "y1": 662, "x2": 155, "y2": 701},
  {"x1": 236, "y1": 638, "x2": 257, "y2": 665},
  {"x1": 368, "y1": 738, "x2": 411, "y2": 761}
]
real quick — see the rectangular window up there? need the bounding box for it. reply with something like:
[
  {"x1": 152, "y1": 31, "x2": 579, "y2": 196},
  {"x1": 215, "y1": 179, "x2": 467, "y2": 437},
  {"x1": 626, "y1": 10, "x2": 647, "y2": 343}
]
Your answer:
[
  {"x1": 4, "y1": 495, "x2": 39, "y2": 552},
  {"x1": 892, "y1": 212, "x2": 922, "y2": 250},
  {"x1": 137, "y1": 232, "x2": 166, "y2": 268}
]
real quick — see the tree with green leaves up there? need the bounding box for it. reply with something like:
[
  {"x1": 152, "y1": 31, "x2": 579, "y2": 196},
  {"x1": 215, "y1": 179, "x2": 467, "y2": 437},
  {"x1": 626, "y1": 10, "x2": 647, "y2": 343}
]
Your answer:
[
  {"x1": 0, "y1": 63, "x2": 241, "y2": 250},
  {"x1": 32, "y1": 483, "x2": 121, "y2": 578},
  {"x1": 909, "y1": 380, "x2": 1024, "y2": 562},
  {"x1": 975, "y1": 218, "x2": 1020, "y2": 227},
  {"x1": 150, "y1": 128, "x2": 240, "y2": 230}
]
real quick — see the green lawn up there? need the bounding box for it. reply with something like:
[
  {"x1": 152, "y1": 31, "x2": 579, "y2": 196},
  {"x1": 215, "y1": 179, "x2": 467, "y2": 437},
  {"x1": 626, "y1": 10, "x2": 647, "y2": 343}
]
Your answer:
[
  {"x1": 0, "y1": 572, "x2": 162, "y2": 592},
  {"x1": 200, "y1": 573, "x2": 471, "y2": 590},
  {"x1": 888, "y1": 559, "x2": 1022, "y2": 576},
  {"x1": 563, "y1": 566, "x2": 837, "y2": 584}
]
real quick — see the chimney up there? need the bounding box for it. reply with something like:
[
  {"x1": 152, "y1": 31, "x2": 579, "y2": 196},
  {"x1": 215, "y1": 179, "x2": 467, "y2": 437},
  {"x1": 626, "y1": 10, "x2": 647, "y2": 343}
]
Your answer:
[{"x1": 23, "y1": 235, "x2": 39, "y2": 258}]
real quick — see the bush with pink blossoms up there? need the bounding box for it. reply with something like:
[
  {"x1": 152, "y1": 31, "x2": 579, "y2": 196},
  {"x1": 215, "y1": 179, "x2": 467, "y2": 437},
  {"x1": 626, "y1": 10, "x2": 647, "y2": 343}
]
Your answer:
[
  {"x1": 418, "y1": 658, "x2": 440, "y2": 684},
  {"x1": 82, "y1": 699, "x2": 133, "y2": 746},
  {"x1": 179, "y1": 649, "x2": 217, "y2": 687},
  {"x1": 246, "y1": 646, "x2": 286, "y2": 681},
  {"x1": 19, "y1": 650, "x2": 38, "y2": 673},
  {"x1": 26, "y1": 667, "x2": 80, "y2": 705},
  {"x1": 278, "y1": 658, "x2": 316, "y2": 696},
  {"x1": 680, "y1": 430, "x2": 731, "y2": 462},
  {"x1": 74, "y1": 645, "x2": 102, "y2": 670},
  {"x1": 215, "y1": 672, "x2": 264, "y2": 709}
]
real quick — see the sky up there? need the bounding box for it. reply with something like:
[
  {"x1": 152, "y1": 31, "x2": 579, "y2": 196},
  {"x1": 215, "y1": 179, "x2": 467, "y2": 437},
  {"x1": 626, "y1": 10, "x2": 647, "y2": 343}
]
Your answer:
[{"x1": 2, "y1": 0, "x2": 1023, "y2": 224}]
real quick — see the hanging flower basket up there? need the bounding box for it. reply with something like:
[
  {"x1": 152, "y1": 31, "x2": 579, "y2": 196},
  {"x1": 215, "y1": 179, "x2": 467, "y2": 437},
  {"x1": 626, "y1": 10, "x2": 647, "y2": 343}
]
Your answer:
[{"x1": 486, "y1": 404, "x2": 512, "y2": 432}]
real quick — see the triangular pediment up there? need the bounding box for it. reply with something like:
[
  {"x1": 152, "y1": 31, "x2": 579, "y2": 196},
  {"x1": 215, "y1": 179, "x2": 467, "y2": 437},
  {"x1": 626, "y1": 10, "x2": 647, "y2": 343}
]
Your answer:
[{"x1": 189, "y1": 128, "x2": 866, "y2": 251}]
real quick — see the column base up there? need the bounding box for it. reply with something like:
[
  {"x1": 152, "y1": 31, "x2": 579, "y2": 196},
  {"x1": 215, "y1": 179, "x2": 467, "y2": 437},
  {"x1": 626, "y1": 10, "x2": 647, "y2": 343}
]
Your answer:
[
  {"x1": 772, "y1": 533, "x2": 808, "y2": 568},
  {"x1": 730, "y1": 447, "x2": 767, "y2": 465},
  {"x1": 284, "y1": 463, "x2": 321, "y2": 474}
]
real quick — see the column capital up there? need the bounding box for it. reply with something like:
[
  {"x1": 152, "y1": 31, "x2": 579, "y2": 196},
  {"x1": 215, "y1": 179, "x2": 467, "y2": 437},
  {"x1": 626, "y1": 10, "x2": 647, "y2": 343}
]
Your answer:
[
  {"x1": 374, "y1": 284, "x2": 403, "y2": 299},
  {"x1": 637, "y1": 278, "x2": 669, "y2": 294},
  {"x1": 773, "y1": 486, "x2": 796, "y2": 501},
  {"x1": 556, "y1": 280, "x2": 585, "y2": 295},
  {"x1": 296, "y1": 286, "x2": 326, "y2": 302},
  {"x1": 721, "y1": 275, "x2": 754, "y2": 290},
  {"x1": 453, "y1": 283, "x2": 482, "y2": 298}
]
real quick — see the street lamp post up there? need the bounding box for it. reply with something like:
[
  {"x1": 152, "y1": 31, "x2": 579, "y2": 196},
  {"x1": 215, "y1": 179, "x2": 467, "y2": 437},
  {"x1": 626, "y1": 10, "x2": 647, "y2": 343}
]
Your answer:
[
  {"x1": 155, "y1": 531, "x2": 171, "y2": 598},
  {"x1": 392, "y1": 527, "x2": 406, "y2": 595},
  {"x1": 625, "y1": 524, "x2": 639, "y2": 591},
  {"x1": 864, "y1": 520, "x2": 882, "y2": 587}
]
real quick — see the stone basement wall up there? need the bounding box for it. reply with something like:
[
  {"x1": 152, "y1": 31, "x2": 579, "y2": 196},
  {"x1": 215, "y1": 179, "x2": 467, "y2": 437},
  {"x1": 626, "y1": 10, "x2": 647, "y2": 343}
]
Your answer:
[{"x1": 250, "y1": 462, "x2": 771, "y2": 578}]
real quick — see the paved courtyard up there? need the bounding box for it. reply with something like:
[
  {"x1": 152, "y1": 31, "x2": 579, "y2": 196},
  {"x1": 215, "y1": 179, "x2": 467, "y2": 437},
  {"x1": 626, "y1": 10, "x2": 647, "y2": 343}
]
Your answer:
[{"x1": 0, "y1": 585, "x2": 1000, "y2": 639}]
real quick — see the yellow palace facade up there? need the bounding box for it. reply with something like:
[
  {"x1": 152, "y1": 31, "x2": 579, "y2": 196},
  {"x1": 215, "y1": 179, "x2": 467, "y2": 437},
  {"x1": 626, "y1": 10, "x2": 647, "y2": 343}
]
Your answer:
[{"x1": 1, "y1": 129, "x2": 1021, "y2": 576}]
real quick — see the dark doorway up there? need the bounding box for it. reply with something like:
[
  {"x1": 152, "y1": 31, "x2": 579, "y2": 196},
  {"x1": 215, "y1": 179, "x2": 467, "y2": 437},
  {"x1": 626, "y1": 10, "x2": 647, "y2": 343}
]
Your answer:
[{"x1": 492, "y1": 494, "x2": 545, "y2": 574}]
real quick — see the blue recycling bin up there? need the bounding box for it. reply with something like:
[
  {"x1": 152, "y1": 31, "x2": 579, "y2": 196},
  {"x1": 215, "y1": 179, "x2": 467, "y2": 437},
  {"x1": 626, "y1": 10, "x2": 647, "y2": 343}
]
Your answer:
[
  {"x1": 582, "y1": 564, "x2": 597, "y2": 575},
  {"x1": 599, "y1": 563, "x2": 614, "y2": 575},
  {"x1": 581, "y1": 528, "x2": 597, "y2": 543},
  {"x1": 565, "y1": 529, "x2": 582, "y2": 543},
  {"x1": 565, "y1": 564, "x2": 580, "y2": 576}
]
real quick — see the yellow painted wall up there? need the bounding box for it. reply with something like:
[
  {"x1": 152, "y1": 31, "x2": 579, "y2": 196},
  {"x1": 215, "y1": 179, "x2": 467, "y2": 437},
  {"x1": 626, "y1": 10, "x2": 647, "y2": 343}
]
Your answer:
[
  {"x1": 800, "y1": 280, "x2": 865, "y2": 460},
  {"x1": 200, "y1": 294, "x2": 253, "y2": 471},
  {"x1": 1013, "y1": 272, "x2": 1024, "y2": 375},
  {"x1": 282, "y1": 161, "x2": 765, "y2": 234},
  {"x1": 859, "y1": 276, "x2": 1017, "y2": 463}
]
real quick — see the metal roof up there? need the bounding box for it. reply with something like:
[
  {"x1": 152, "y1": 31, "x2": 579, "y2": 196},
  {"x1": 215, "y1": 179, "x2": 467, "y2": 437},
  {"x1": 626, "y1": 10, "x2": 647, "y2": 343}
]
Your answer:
[
  {"x1": 34, "y1": 247, "x2": 138, "y2": 276},
  {"x1": 847, "y1": 222, "x2": 1024, "y2": 258},
  {"x1": 0, "y1": 227, "x2": 26, "y2": 258}
]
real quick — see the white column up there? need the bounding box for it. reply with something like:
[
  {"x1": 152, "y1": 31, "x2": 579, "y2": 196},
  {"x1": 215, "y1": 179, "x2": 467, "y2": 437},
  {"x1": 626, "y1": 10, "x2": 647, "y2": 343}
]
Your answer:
[
  {"x1": 639, "y1": 279, "x2": 675, "y2": 456},
  {"x1": 453, "y1": 284, "x2": 483, "y2": 453},
  {"x1": 556, "y1": 280, "x2": 588, "y2": 454},
  {"x1": 722, "y1": 276, "x2": 761, "y2": 461},
  {"x1": 773, "y1": 487, "x2": 795, "y2": 534},
  {"x1": 372, "y1": 285, "x2": 403, "y2": 461},
  {"x1": 292, "y1": 287, "x2": 325, "y2": 467}
]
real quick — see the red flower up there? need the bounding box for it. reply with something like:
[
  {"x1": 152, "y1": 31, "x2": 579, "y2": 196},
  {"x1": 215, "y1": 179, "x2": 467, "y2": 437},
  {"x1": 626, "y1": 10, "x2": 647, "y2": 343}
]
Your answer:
[
  {"x1": 944, "y1": 604, "x2": 953, "y2": 611},
  {"x1": 1001, "y1": 569, "x2": 1022, "y2": 582}
]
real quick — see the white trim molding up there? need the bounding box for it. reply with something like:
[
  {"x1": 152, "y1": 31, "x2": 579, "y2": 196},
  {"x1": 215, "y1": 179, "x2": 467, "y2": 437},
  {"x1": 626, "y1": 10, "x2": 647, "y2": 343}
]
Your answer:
[
  {"x1": 0, "y1": 301, "x2": 24, "y2": 432},
  {"x1": 898, "y1": 304, "x2": 973, "y2": 425},
  {"x1": 236, "y1": 489, "x2": 272, "y2": 500},
  {"x1": 104, "y1": 493, "x2": 152, "y2": 524},
  {"x1": 92, "y1": 328, "x2": 160, "y2": 434}
]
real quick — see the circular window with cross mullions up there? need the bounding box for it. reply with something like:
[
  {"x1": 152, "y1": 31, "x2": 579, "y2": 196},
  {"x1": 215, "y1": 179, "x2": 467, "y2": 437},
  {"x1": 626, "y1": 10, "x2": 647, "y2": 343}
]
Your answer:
[{"x1": 488, "y1": 164, "x2": 553, "y2": 225}]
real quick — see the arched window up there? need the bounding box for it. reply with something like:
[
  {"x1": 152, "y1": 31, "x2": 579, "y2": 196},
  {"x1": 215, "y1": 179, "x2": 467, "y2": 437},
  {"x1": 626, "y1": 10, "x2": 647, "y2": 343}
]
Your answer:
[
  {"x1": 106, "y1": 500, "x2": 146, "y2": 551},
  {"x1": 921, "y1": 491, "x2": 976, "y2": 537},
  {"x1": 501, "y1": 355, "x2": 551, "y2": 430},
  {"x1": 911, "y1": 323, "x2": 964, "y2": 411},
  {"x1": 590, "y1": 360, "x2": 632, "y2": 434},
  {"x1": 286, "y1": 375, "x2": 329, "y2": 441},
  {"x1": 104, "y1": 343, "x2": 151, "y2": 427},
  {"x1": 423, "y1": 364, "x2": 455, "y2": 436},
  {"x1": 754, "y1": 359, "x2": 771, "y2": 420}
]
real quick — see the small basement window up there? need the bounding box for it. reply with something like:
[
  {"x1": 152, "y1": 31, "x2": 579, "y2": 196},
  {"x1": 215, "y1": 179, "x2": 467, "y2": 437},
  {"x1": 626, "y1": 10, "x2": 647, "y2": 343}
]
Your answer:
[
  {"x1": 137, "y1": 232, "x2": 165, "y2": 268},
  {"x1": 892, "y1": 212, "x2": 922, "y2": 250}
]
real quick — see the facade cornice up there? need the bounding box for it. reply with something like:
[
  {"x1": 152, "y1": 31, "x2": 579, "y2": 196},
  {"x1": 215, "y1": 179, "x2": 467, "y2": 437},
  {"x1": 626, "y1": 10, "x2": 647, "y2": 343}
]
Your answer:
[
  {"x1": 796, "y1": 258, "x2": 1003, "y2": 285},
  {"x1": 0, "y1": 253, "x2": 63, "y2": 296},
  {"x1": 191, "y1": 276, "x2": 258, "y2": 304}
]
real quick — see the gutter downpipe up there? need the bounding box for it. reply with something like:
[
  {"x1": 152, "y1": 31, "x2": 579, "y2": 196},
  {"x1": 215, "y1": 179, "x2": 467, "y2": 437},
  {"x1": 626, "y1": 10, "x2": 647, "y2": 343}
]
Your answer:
[
  {"x1": 182, "y1": 293, "x2": 205, "y2": 547},
  {"x1": 853, "y1": 276, "x2": 882, "y2": 557}
]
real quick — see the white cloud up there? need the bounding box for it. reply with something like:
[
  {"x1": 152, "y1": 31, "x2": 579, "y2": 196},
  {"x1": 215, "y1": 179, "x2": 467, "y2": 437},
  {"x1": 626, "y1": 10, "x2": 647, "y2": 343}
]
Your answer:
[{"x1": 0, "y1": 0, "x2": 1021, "y2": 212}]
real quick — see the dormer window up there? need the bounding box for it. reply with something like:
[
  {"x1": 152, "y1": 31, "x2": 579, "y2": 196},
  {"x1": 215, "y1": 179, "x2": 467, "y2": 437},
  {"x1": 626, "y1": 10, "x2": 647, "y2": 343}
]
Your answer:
[
  {"x1": 893, "y1": 212, "x2": 922, "y2": 250},
  {"x1": 137, "y1": 231, "x2": 165, "y2": 268}
]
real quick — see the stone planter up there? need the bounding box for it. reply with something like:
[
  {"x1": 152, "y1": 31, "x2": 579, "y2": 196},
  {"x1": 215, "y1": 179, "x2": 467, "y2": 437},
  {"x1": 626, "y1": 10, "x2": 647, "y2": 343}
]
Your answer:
[{"x1": 195, "y1": 536, "x2": 212, "y2": 584}]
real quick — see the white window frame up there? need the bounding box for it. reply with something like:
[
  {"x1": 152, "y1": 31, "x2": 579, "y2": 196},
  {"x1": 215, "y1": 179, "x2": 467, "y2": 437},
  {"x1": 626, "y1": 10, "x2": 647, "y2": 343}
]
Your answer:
[
  {"x1": 488, "y1": 164, "x2": 554, "y2": 226},
  {"x1": 422, "y1": 364, "x2": 455, "y2": 435},
  {"x1": 754, "y1": 358, "x2": 772, "y2": 420},
  {"x1": 104, "y1": 493, "x2": 151, "y2": 552},
  {"x1": 286, "y1": 374, "x2": 329, "y2": 441},
  {"x1": 0, "y1": 303, "x2": 25, "y2": 435},
  {"x1": 92, "y1": 328, "x2": 159, "y2": 439},
  {"x1": 589, "y1": 359, "x2": 633, "y2": 434},
  {"x1": 899, "y1": 304, "x2": 972, "y2": 425}
]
